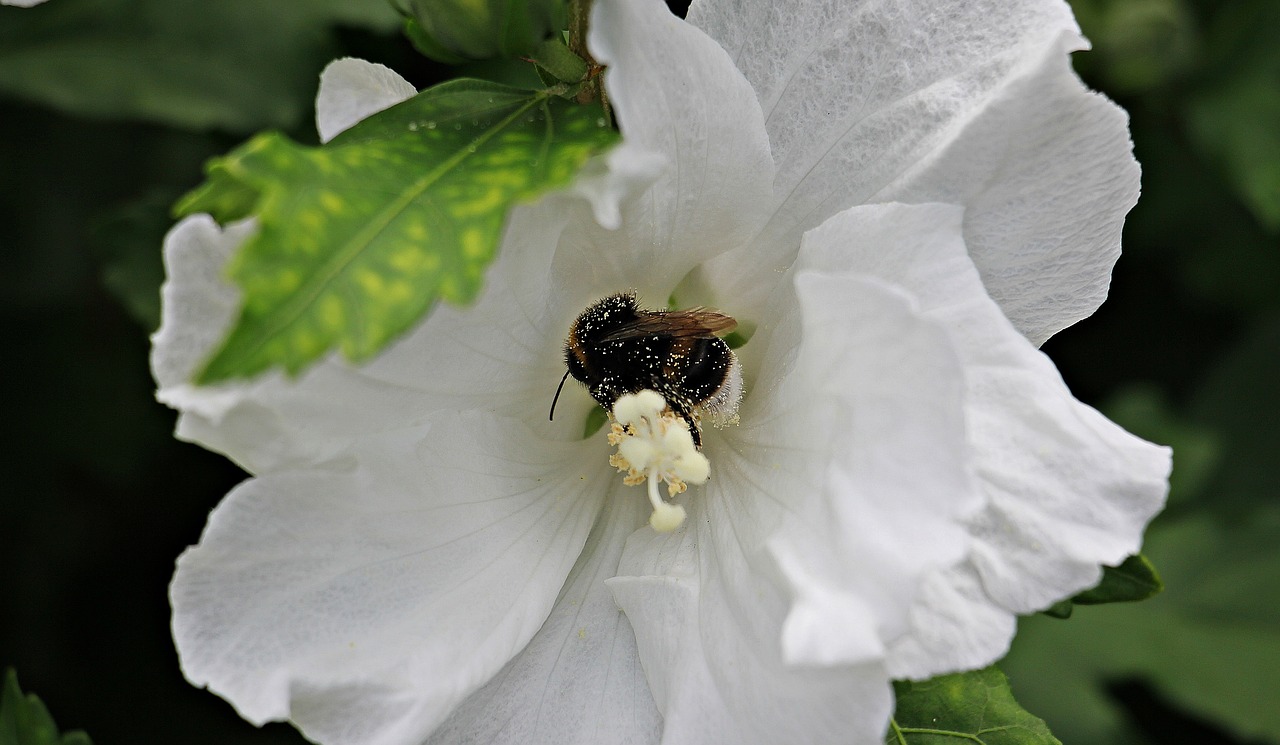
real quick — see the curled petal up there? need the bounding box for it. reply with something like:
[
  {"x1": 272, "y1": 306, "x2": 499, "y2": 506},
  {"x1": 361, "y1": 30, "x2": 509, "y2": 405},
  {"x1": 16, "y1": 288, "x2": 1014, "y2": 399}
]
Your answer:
[
  {"x1": 751, "y1": 272, "x2": 977, "y2": 667},
  {"x1": 611, "y1": 499, "x2": 893, "y2": 745},
  {"x1": 171, "y1": 414, "x2": 609, "y2": 745},
  {"x1": 884, "y1": 34, "x2": 1141, "y2": 345},
  {"x1": 691, "y1": 0, "x2": 1136, "y2": 343},
  {"x1": 607, "y1": 271, "x2": 975, "y2": 743},
  {"x1": 587, "y1": 0, "x2": 776, "y2": 298},
  {"x1": 795, "y1": 202, "x2": 1170, "y2": 677}
]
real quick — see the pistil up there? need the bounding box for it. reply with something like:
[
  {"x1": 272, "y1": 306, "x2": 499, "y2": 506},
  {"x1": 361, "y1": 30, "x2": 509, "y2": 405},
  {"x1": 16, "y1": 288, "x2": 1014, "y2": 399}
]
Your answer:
[{"x1": 607, "y1": 390, "x2": 709, "y2": 532}]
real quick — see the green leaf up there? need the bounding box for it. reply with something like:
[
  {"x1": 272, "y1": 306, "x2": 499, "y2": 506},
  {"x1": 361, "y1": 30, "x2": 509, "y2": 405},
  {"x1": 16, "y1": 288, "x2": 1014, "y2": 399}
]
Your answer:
[
  {"x1": 582, "y1": 404, "x2": 608, "y2": 439},
  {"x1": 1003, "y1": 504, "x2": 1280, "y2": 744},
  {"x1": 1072, "y1": 554, "x2": 1163, "y2": 605},
  {"x1": 889, "y1": 666, "x2": 1060, "y2": 745},
  {"x1": 178, "y1": 78, "x2": 617, "y2": 384},
  {"x1": 0, "y1": 669, "x2": 92, "y2": 745},
  {"x1": 174, "y1": 167, "x2": 260, "y2": 224},
  {"x1": 0, "y1": 0, "x2": 400, "y2": 131},
  {"x1": 530, "y1": 38, "x2": 589, "y2": 83},
  {"x1": 1040, "y1": 600, "x2": 1073, "y2": 619}
]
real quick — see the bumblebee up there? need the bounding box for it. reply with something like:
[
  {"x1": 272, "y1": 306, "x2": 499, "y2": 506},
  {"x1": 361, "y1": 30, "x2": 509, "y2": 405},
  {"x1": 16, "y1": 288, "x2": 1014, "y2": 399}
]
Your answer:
[{"x1": 551, "y1": 292, "x2": 742, "y2": 447}]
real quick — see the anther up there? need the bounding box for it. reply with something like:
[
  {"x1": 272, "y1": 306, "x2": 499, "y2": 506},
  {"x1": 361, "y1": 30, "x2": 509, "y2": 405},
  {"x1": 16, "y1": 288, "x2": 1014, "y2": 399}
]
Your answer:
[{"x1": 607, "y1": 390, "x2": 709, "y2": 532}]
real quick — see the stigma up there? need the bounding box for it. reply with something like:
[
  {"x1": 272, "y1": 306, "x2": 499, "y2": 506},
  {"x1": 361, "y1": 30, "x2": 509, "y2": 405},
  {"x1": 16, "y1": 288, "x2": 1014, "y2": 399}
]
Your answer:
[{"x1": 607, "y1": 390, "x2": 709, "y2": 533}]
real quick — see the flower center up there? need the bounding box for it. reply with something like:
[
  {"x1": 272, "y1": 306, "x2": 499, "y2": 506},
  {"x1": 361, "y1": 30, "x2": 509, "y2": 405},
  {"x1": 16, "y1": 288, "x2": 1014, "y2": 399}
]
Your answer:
[{"x1": 607, "y1": 390, "x2": 709, "y2": 532}]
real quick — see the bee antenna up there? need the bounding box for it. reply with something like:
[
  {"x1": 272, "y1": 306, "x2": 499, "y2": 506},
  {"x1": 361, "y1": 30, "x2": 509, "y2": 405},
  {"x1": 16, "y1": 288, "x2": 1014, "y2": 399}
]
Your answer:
[{"x1": 549, "y1": 370, "x2": 571, "y2": 421}]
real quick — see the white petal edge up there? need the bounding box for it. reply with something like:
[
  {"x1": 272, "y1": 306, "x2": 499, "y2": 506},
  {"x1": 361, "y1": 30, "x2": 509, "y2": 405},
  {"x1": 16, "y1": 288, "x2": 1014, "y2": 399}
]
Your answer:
[
  {"x1": 793, "y1": 202, "x2": 1169, "y2": 677},
  {"x1": 563, "y1": 142, "x2": 667, "y2": 231},
  {"x1": 691, "y1": 0, "x2": 1139, "y2": 344},
  {"x1": 171, "y1": 413, "x2": 610, "y2": 745},
  {"x1": 586, "y1": 0, "x2": 777, "y2": 296},
  {"x1": 604, "y1": 270, "x2": 979, "y2": 743},
  {"x1": 610, "y1": 498, "x2": 894, "y2": 745},
  {"x1": 752, "y1": 271, "x2": 979, "y2": 667},
  {"x1": 316, "y1": 58, "x2": 417, "y2": 144},
  {"x1": 429, "y1": 484, "x2": 660, "y2": 745},
  {"x1": 152, "y1": 198, "x2": 600, "y2": 473},
  {"x1": 151, "y1": 215, "x2": 464, "y2": 474},
  {"x1": 883, "y1": 32, "x2": 1141, "y2": 346},
  {"x1": 151, "y1": 215, "x2": 252, "y2": 396}
]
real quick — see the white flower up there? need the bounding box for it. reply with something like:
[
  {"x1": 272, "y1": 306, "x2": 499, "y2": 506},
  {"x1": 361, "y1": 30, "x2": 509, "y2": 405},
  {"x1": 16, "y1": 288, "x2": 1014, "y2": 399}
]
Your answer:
[{"x1": 153, "y1": 1, "x2": 1170, "y2": 744}]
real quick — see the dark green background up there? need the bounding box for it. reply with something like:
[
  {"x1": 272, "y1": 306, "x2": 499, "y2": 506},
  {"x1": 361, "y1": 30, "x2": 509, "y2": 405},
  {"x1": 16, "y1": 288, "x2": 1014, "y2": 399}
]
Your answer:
[{"x1": 1, "y1": 0, "x2": 1276, "y2": 743}]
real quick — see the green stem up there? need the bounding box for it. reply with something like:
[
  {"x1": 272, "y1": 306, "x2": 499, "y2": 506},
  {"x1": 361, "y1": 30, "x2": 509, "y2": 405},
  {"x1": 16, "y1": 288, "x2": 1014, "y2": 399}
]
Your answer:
[
  {"x1": 567, "y1": 0, "x2": 593, "y2": 62},
  {"x1": 565, "y1": 0, "x2": 612, "y2": 125}
]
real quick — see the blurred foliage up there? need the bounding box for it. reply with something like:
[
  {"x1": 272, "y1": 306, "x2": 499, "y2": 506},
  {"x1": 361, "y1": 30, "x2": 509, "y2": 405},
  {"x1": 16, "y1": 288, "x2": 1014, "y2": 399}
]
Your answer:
[
  {"x1": 405, "y1": 0, "x2": 566, "y2": 63},
  {"x1": 0, "y1": 0, "x2": 1277, "y2": 744},
  {"x1": 0, "y1": 0, "x2": 400, "y2": 131},
  {"x1": 1004, "y1": 503, "x2": 1280, "y2": 745},
  {"x1": 1, "y1": 669, "x2": 92, "y2": 745},
  {"x1": 1011, "y1": 2, "x2": 1280, "y2": 740}
]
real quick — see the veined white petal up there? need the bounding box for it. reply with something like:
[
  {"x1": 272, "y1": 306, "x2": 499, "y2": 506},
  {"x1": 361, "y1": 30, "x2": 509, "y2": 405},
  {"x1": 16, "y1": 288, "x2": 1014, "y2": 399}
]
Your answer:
[
  {"x1": 316, "y1": 58, "x2": 417, "y2": 144},
  {"x1": 587, "y1": 0, "x2": 776, "y2": 299},
  {"x1": 610, "y1": 496, "x2": 893, "y2": 745},
  {"x1": 795, "y1": 202, "x2": 1170, "y2": 677},
  {"x1": 429, "y1": 485, "x2": 660, "y2": 745},
  {"x1": 691, "y1": 0, "x2": 1134, "y2": 343},
  {"x1": 171, "y1": 413, "x2": 610, "y2": 745},
  {"x1": 883, "y1": 33, "x2": 1140, "y2": 345}
]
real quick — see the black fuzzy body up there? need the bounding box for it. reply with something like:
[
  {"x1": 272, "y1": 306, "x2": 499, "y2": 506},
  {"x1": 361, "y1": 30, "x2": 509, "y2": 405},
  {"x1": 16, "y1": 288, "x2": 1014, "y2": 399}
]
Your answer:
[{"x1": 564, "y1": 292, "x2": 735, "y2": 447}]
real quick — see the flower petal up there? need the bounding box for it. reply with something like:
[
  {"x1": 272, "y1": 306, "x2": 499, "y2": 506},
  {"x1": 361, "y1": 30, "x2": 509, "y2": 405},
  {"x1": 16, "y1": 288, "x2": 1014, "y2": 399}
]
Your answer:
[
  {"x1": 152, "y1": 197, "x2": 605, "y2": 472},
  {"x1": 429, "y1": 484, "x2": 660, "y2": 745},
  {"x1": 794, "y1": 202, "x2": 1170, "y2": 676},
  {"x1": 690, "y1": 0, "x2": 1137, "y2": 343},
  {"x1": 604, "y1": 268, "x2": 976, "y2": 743},
  {"x1": 171, "y1": 413, "x2": 610, "y2": 745},
  {"x1": 316, "y1": 58, "x2": 417, "y2": 144},
  {"x1": 884, "y1": 35, "x2": 1140, "y2": 345},
  {"x1": 151, "y1": 215, "x2": 253, "y2": 396},
  {"x1": 151, "y1": 214, "x2": 461, "y2": 473},
  {"x1": 587, "y1": 0, "x2": 775, "y2": 297},
  {"x1": 609, "y1": 499, "x2": 893, "y2": 745},
  {"x1": 759, "y1": 272, "x2": 977, "y2": 667}
]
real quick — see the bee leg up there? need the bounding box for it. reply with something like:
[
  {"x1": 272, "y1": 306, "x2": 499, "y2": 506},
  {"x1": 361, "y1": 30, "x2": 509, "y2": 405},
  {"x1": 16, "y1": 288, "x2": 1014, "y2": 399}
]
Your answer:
[{"x1": 667, "y1": 398, "x2": 703, "y2": 449}]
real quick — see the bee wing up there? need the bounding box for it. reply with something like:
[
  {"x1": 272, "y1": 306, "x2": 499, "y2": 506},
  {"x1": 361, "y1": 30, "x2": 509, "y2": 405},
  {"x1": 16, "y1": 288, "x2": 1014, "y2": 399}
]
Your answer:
[{"x1": 600, "y1": 309, "x2": 737, "y2": 342}]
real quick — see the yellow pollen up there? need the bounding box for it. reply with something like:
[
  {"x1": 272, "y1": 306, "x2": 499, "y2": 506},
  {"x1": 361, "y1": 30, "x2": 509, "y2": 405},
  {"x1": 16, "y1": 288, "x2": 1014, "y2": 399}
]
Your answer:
[{"x1": 606, "y1": 390, "x2": 709, "y2": 532}]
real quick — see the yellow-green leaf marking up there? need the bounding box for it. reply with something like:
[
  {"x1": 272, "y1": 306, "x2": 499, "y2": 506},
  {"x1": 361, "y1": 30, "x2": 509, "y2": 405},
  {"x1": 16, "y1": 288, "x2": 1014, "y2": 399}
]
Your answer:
[{"x1": 178, "y1": 78, "x2": 616, "y2": 383}]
